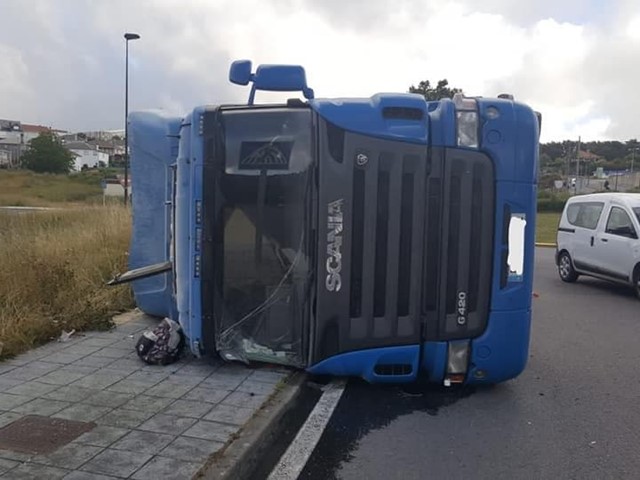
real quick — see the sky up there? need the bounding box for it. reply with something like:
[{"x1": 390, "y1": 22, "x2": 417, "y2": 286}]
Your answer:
[{"x1": 1, "y1": 0, "x2": 639, "y2": 142}]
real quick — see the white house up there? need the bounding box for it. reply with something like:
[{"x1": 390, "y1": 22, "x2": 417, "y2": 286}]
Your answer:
[
  {"x1": 0, "y1": 119, "x2": 25, "y2": 167},
  {"x1": 0, "y1": 150, "x2": 9, "y2": 167},
  {"x1": 0, "y1": 120, "x2": 66, "y2": 168},
  {"x1": 64, "y1": 141, "x2": 109, "y2": 171}
]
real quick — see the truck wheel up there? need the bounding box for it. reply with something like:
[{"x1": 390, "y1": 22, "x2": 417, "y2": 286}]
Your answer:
[{"x1": 558, "y1": 252, "x2": 578, "y2": 283}]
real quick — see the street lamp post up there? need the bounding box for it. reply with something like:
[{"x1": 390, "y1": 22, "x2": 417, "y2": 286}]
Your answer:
[
  {"x1": 630, "y1": 146, "x2": 638, "y2": 174},
  {"x1": 629, "y1": 146, "x2": 639, "y2": 191},
  {"x1": 123, "y1": 32, "x2": 140, "y2": 206}
]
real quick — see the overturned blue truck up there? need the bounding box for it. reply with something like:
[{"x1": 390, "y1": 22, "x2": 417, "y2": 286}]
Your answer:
[{"x1": 113, "y1": 60, "x2": 540, "y2": 385}]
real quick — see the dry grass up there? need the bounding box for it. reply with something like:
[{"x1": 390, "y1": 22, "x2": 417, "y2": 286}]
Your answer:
[{"x1": 0, "y1": 206, "x2": 134, "y2": 359}]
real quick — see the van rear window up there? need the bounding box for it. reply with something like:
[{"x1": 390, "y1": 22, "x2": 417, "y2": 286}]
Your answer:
[
  {"x1": 566, "y1": 202, "x2": 604, "y2": 229},
  {"x1": 634, "y1": 207, "x2": 640, "y2": 224}
]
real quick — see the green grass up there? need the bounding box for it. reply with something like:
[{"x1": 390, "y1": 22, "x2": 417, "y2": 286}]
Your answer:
[
  {"x1": 536, "y1": 212, "x2": 561, "y2": 244},
  {"x1": 0, "y1": 170, "x2": 107, "y2": 206}
]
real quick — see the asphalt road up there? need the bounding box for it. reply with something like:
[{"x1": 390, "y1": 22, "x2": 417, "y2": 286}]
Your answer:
[{"x1": 298, "y1": 248, "x2": 640, "y2": 480}]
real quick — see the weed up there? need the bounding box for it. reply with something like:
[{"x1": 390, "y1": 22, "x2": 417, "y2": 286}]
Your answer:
[{"x1": 0, "y1": 206, "x2": 134, "y2": 358}]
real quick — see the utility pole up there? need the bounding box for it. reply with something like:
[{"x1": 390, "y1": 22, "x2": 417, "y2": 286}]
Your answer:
[
  {"x1": 575, "y1": 136, "x2": 581, "y2": 194},
  {"x1": 629, "y1": 146, "x2": 638, "y2": 191}
]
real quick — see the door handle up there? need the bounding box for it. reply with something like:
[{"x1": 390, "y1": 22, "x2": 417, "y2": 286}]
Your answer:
[
  {"x1": 590, "y1": 236, "x2": 594, "y2": 246},
  {"x1": 601, "y1": 238, "x2": 608, "y2": 243}
]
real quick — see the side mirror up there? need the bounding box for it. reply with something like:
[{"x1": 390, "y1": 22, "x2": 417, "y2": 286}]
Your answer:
[
  {"x1": 253, "y1": 65, "x2": 314, "y2": 99},
  {"x1": 229, "y1": 60, "x2": 253, "y2": 86},
  {"x1": 228, "y1": 59, "x2": 315, "y2": 105}
]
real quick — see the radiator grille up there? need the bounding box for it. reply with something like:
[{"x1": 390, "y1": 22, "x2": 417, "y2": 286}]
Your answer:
[
  {"x1": 348, "y1": 151, "x2": 423, "y2": 341},
  {"x1": 436, "y1": 152, "x2": 494, "y2": 338}
]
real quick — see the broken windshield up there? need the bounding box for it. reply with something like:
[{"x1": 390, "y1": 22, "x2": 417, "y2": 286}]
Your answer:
[{"x1": 215, "y1": 107, "x2": 314, "y2": 367}]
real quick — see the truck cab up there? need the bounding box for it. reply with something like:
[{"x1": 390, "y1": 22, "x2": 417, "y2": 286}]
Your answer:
[{"x1": 121, "y1": 60, "x2": 540, "y2": 385}]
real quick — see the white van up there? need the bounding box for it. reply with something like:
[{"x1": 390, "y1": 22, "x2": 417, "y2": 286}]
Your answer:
[{"x1": 556, "y1": 193, "x2": 640, "y2": 298}]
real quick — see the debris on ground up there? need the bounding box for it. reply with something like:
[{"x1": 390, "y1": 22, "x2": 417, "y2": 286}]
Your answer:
[{"x1": 58, "y1": 329, "x2": 76, "y2": 343}]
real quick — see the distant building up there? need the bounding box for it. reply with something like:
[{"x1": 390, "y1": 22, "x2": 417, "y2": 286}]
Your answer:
[
  {"x1": 61, "y1": 131, "x2": 125, "y2": 166},
  {"x1": 92, "y1": 139, "x2": 125, "y2": 165},
  {"x1": 0, "y1": 150, "x2": 10, "y2": 168},
  {"x1": 22, "y1": 124, "x2": 65, "y2": 143},
  {"x1": 64, "y1": 141, "x2": 109, "y2": 171},
  {"x1": 578, "y1": 150, "x2": 603, "y2": 162},
  {"x1": 0, "y1": 119, "x2": 66, "y2": 168},
  {"x1": 62, "y1": 130, "x2": 123, "y2": 142},
  {"x1": 0, "y1": 119, "x2": 24, "y2": 167}
]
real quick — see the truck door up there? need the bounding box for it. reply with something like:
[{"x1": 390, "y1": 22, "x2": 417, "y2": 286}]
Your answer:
[
  {"x1": 570, "y1": 202, "x2": 605, "y2": 273},
  {"x1": 593, "y1": 205, "x2": 638, "y2": 281}
]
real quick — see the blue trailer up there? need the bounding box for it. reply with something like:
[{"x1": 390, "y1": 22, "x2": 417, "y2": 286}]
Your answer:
[{"x1": 115, "y1": 60, "x2": 540, "y2": 386}]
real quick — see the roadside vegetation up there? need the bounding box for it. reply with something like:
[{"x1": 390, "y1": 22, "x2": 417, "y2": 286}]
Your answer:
[
  {"x1": 0, "y1": 206, "x2": 133, "y2": 359},
  {"x1": 0, "y1": 169, "x2": 119, "y2": 206},
  {"x1": 536, "y1": 212, "x2": 561, "y2": 244}
]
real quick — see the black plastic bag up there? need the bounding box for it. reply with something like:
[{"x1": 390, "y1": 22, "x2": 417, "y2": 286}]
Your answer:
[{"x1": 136, "y1": 318, "x2": 185, "y2": 365}]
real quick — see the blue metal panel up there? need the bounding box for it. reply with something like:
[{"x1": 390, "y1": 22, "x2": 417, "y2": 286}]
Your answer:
[
  {"x1": 477, "y1": 99, "x2": 539, "y2": 183},
  {"x1": 421, "y1": 342, "x2": 448, "y2": 383},
  {"x1": 128, "y1": 111, "x2": 181, "y2": 318},
  {"x1": 467, "y1": 310, "x2": 531, "y2": 384},
  {"x1": 186, "y1": 107, "x2": 206, "y2": 356},
  {"x1": 491, "y1": 181, "x2": 537, "y2": 312},
  {"x1": 174, "y1": 107, "x2": 206, "y2": 356},
  {"x1": 513, "y1": 102, "x2": 541, "y2": 185},
  {"x1": 426, "y1": 99, "x2": 457, "y2": 147},
  {"x1": 310, "y1": 93, "x2": 429, "y2": 144},
  {"x1": 174, "y1": 114, "x2": 194, "y2": 351},
  {"x1": 307, "y1": 345, "x2": 420, "y2": 383}
]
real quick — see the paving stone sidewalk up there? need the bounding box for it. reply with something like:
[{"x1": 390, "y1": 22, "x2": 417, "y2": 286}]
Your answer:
[{"x1": 0, "y1": 314, "x2": 290, "y2": 479}]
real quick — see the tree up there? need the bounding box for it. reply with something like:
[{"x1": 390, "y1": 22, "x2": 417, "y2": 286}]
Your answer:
[
  {"x1": 21, "y1": 132, "x2": 75, "y2": 174},
  {"x1": 539, "y1": 153, "x2": 553, "y2": 171},
  {"x1": 409, "y1": 79, "x2": 462, "y2": 100}
]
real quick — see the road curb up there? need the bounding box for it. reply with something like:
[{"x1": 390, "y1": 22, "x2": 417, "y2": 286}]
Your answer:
[
  {"x1": 197, "y1": 372, "x2": 306, "y2": 480},
  {"x1": 535, "y1": 242, "x2": 557, "y2": 248}
]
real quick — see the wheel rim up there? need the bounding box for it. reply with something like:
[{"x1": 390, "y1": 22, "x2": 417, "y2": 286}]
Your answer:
[{"x1": 559, "y1": 255, "x2": 571, "y2": 279}]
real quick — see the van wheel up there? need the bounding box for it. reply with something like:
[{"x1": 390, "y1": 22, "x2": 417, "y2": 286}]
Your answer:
[
  {"x1": 558, "y1": 252, "x2": 578, "y2": 283},
  {"x1": 634, "y1": 267, "x2": 640, "y2": 300}
]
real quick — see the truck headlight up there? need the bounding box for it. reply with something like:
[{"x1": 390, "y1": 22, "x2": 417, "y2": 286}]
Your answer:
[
  {"x1": 453, "y1": 93, "x2": 479, "y2": 148},
  {"x1": 444, "y1": 340, "x2": 470, "y2": 386}
]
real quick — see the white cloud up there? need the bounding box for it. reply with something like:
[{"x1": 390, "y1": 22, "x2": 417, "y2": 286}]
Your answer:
[
  {"x1": 1, "y1": 0, "x2": 640, "y2": 141},
  {"x1": 626, "y1": 15, "x2": 640, "y2": 41},
  {"x1": 533, "y1": 101, "x2": 612, "y2": 141},
  {"x1": 0, "y1": 44, "x2": 35, "y2": 121}
]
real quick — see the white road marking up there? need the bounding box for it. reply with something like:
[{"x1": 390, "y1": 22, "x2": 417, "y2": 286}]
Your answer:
[{"x1": 268, "y1": 380, "x2": 347, "y2": 480}]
